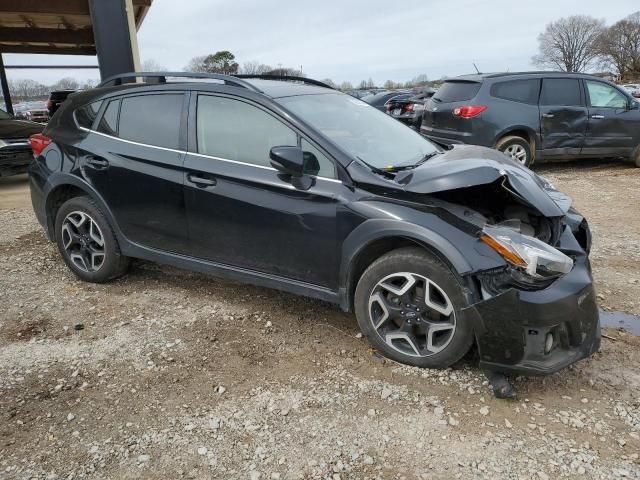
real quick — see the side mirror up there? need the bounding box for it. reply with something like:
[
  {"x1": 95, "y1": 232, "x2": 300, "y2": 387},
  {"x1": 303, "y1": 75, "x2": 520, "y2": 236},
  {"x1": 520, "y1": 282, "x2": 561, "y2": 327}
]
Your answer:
[
  {"x1": 269, "y1": 146, "x2": 320, "y2": 177},
  {"x1": 270, "y1": 146, "x2": 305, "y2": 176},
  {"x1": 628, "y1": 100, "x2": 639, "y2": 110}
]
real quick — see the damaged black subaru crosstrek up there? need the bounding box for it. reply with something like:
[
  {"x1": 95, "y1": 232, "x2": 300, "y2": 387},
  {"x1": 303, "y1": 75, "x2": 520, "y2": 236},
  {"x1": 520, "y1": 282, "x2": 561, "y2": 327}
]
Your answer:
[{"x1": 29, "y1": 73, "x2": 600, "y2": 392}]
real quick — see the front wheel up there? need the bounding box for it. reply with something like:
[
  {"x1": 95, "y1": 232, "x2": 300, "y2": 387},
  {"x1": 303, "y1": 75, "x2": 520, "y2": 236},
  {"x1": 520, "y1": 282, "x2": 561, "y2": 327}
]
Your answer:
[
  {"x1": 354, "y1": 247, "x2": 474, "y2": 368},
  {"x1": 496, "y1": 135, "x2": 533, "y2": 167}
]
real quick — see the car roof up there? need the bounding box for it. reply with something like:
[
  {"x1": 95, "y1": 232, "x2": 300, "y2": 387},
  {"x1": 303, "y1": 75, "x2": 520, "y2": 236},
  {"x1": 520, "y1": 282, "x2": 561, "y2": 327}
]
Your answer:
[{"x1": 240, "y1": 79, "x2": 335, "y2": 98}]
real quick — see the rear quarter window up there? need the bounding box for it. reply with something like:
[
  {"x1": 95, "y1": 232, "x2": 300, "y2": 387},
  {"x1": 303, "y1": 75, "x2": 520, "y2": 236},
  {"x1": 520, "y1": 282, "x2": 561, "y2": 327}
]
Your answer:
[
  {"x1": 432, "y1": 81, "x2": 481, "y2": 103},
  {"x1": 490, "y1": 79, "x2": 540, "y2": 105},
  {"x1": 74, "y1": 101, "x2": 102, "y2": 128}
]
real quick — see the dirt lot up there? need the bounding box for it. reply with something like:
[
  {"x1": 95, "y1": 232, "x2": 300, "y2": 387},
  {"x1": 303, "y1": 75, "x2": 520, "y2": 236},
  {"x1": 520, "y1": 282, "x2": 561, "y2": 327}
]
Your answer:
[{"x1": 1, "y1": 163, "x2": 640, "y2": 480}]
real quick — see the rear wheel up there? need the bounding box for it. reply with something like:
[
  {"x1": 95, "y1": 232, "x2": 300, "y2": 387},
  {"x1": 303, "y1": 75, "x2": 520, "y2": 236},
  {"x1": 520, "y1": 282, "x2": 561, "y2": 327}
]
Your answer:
[
  {"x1": 632, "y1": 145, "x2": 640, "y2": 168},
  {"x1": 496, "y1": 135, "x2": 533, "y2": 167},
  {"x1": 54, "y1": 196, "x2": 129, "y2": 283},
  {"x1": 354, "y1": 247, "x2": 474, "y2": 368}
]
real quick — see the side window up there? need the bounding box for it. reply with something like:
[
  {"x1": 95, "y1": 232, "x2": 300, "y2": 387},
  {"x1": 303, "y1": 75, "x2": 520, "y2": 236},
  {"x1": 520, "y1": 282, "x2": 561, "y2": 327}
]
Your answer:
[
  {"x1": 490, "y1": 79, "x2": 540, "y2": 105},
  {"x1": 118, "y1": 94, "x2": 183, "y2": 149},
  {"x1": 585, "y1": 81, "x2": 627, "y2": 109},
  {"x1": 97, "y1": 100, "x2": 119, "y2": 136},
  {"x1": 301, "y1": 138, "x2": 336, "y2": 179},
  {"x1": 540, "y1": 79, "x2": 582, "y2": 107},
  {"x1": 75, "y1": 101, "x2": 102, "y2": 128},
  {"x1": 197, "y1": 95, "x2": 297, "y2": 168}
]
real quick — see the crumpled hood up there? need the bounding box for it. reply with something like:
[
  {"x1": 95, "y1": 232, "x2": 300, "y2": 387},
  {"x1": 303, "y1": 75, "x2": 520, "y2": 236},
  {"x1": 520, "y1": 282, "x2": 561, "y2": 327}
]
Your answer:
[
  {"x1": 0, "y1": 118, "x2": 44, "y2": 139},
  {"x1": 393, "y1": 145, "x2": 568, "y2": 217}
]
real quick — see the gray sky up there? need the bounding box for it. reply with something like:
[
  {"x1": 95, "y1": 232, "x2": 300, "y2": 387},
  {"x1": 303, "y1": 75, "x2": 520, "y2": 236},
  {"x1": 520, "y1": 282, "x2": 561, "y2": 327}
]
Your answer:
[{"x1": 3, "y1": 0, "x2": 639, "y2": 86}]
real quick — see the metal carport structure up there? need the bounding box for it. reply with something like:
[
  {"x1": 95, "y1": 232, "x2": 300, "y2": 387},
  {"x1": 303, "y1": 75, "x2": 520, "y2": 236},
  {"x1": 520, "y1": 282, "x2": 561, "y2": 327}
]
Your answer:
[{"x1": 0, "y1": 0, "x2": 153, "y2": 114}]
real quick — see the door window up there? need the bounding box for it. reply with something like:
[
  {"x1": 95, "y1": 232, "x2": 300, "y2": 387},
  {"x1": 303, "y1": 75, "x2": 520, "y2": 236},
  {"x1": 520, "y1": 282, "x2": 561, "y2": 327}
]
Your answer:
[
  {"x1": 540, "y1": 79, "x2": 582, "y2": 107},
  {"x1": 118, "y1": 94, "x2": 183, "y2": 149},
  {"x1": 196, "y1": 95, "x2": 298, "y2": 169},
  {"x1": 585, "y1": 81, "x2": 628, "y2": 108}
]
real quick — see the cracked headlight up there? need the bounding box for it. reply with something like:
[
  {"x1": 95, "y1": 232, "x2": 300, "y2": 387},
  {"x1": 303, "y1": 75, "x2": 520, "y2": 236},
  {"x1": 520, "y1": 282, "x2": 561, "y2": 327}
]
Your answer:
[{"x1": 480, "y1": 225, "x2": 573, "y2": 278}]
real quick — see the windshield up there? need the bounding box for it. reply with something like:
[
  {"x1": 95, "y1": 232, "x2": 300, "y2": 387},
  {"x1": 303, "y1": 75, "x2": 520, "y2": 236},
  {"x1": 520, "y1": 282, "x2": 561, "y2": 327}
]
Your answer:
[
  {"x1": 0, "y1": 109, "x2": 12, "y2": 120},
  {"x1": 277, "y1": 93, "x2": 439, "y2": 169}
]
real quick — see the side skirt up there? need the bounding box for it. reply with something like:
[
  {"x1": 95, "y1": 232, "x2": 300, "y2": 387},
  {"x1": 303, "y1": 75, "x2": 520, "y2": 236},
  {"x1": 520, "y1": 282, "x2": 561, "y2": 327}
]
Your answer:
[{"x1": 120, "y1": 241, "x2": 343, "y2": 308}]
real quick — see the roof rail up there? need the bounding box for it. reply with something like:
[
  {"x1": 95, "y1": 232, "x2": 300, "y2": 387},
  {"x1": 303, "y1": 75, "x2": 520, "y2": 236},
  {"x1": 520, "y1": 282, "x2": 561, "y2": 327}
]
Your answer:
[
  {"x1": 234, "y1": 74, "x2": 336, "y2": 90},
  {"x1": 98, "y1": 71, "x2": 263, "y2": 92}
]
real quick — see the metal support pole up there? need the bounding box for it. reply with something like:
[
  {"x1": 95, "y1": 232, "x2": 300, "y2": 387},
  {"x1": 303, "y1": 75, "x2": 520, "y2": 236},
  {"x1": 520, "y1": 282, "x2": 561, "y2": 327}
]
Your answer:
[{"x1": 0, "y1": 53, "x2": 13, "y2": 115}]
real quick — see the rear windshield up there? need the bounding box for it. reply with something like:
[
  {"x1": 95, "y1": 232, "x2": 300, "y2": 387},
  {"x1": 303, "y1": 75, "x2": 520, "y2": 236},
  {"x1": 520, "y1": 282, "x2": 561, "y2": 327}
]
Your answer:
[{"x1": 432, "y1": 81, "x2": 481, "y2": 103}]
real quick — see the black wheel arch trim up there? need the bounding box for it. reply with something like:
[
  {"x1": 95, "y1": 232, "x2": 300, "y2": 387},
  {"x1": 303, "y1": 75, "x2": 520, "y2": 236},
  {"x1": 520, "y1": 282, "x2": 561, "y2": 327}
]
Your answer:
[
  {"x1": 43, "y1": 173, "x2": 125, "y2": 243},
  {"x1": 338, "y1": 218, "x2": 506, "y2": 311}
]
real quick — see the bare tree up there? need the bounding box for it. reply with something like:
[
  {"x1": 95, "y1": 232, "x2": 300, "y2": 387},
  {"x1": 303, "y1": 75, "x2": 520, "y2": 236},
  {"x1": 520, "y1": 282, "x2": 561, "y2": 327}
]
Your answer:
[
  {"x1": 141, "y1": 59, "x2": 167, "y2": 71},
  {"x1": 339, "y1": 81, "x2": 353, "y2": 91},
  {"x1": 52, "y1": 78, "x2": 80, "y2": 90},
  {"x1": 532, "y1": 15, "x2": 605, "y2": 72},
  {"x1": 321, "y1": 78, "x2": 336, "y2": 88},
  {"x1": 9, "y1": 79, "x2": 48, "y2": 100},
  {"x1": 240, "y1": 61, "x2": 273, "y2": 75},
  {"x1": 597, "y1": 11, "x2": 640, "y2": 80}
]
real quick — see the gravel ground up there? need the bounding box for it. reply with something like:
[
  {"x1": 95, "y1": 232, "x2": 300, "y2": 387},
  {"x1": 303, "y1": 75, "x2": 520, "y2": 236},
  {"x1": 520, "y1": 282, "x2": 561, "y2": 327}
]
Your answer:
[{"x1": 1, "y1": 162, "x2": 639, "y2": 480}]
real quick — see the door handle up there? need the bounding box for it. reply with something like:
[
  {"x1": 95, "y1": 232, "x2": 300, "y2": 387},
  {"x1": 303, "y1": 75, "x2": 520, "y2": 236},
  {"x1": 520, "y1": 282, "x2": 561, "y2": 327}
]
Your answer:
[
  {"x1": 591, "y1": 114, "x2": 605, "y2": 119},
  {"x1": 542, "y1": 113, "x2": 554, "y2": 118},
  {"x1": 86, "y1": 156, "x2": 109, "y2": 170},
  {"x1": 187, "y1": 173, "x2": 217, "y2": 187}
]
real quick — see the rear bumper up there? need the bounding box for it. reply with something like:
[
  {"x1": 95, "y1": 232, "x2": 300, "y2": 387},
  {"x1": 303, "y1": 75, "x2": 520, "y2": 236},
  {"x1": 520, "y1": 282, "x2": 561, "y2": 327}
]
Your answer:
[
  {"x1": 420, "y1": 125, "x2": 485, "y2": 146},
  {"x1": 0, "y1": 147, "x2": 32, "y2": 176},
  {"x1": 467, "y1": 255, "x2": 600, "y2": 376}
]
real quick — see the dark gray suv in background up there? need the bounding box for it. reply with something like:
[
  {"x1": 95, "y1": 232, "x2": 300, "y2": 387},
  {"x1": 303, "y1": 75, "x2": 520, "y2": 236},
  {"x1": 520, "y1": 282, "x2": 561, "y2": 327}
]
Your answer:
[{"x1": 421, "y1": 72, "x2": 640, "y2": 167}]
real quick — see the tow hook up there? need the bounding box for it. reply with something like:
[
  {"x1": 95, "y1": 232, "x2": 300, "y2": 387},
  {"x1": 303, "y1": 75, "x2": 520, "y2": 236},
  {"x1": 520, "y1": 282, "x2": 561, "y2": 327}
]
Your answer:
[{"x1": 482, "y1": 369, "x2": 516, "y2": 399}]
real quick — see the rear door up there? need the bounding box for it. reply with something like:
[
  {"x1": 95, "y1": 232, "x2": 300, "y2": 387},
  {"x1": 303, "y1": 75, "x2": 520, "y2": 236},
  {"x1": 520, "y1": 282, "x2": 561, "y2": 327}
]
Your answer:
[
  {"x1": 583, "y1": 79, "x2": 638, "y2": 157},
  {"x1": 539, "y1": 78, "x2": 587, "y2": 156},
  {"x1": 183, "y1": 93, "x2": 344, "y2": 288},
  {"x1": 79, "y1": 92, "x2": 190, "y2": 254}
]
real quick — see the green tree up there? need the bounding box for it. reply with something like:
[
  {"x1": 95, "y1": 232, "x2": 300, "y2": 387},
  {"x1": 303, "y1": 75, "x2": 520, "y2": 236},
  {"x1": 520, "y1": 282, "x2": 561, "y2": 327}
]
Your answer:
[{"x1": 185, "y1": 51, "x2": 239, "y2": 74}]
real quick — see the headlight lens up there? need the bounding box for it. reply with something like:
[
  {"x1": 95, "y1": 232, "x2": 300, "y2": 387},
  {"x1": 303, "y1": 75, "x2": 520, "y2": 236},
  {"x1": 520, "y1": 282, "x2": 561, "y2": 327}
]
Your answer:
[{"x1": 480, "y1": 226, "x2": 573, "y2": 278}]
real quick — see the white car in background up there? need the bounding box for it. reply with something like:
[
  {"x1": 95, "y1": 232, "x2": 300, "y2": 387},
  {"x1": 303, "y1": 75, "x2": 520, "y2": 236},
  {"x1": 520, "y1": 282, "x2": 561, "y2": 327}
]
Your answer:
[{"x1": 621, "y1": 84, "x2": 640, "y2": 98}]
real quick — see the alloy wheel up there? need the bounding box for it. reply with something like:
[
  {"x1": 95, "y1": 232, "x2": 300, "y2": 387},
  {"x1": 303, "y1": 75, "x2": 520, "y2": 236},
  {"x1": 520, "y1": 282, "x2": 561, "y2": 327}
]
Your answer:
[
  {"x1": 61, "y1": 211, "x2": 106, "y2": 272},
  {"x1": 504, "y1": 144, "x2": 528, "y2": 164},
  {"x1": 368, "y1": 272, "x2": 456, "y2": 357}
]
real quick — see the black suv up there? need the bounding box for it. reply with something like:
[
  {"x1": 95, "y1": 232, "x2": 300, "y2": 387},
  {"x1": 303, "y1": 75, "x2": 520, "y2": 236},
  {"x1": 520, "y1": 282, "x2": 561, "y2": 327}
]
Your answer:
[
  {"x1": 421, "y1": 72, "x2": 640, "y2": 167},
  {"x1": 29, "y1": 72, "x2": 600, "y2": 380}
]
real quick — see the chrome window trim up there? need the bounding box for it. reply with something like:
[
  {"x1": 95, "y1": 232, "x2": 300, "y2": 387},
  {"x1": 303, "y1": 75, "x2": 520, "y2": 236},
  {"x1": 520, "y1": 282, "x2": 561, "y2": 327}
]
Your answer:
[{"x1": 79, "y1": 127, "x2": 343, "y2": 184}]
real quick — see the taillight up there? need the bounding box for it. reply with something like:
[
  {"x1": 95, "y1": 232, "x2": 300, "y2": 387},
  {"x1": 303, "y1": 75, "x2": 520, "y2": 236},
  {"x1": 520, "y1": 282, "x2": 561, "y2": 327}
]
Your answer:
[
  {"x1": 404, "y1": 103, "x2": 414, "y2": 112},
  {"x1": 46, "y1": 100, "x2": 53, "y2": 108},
  {"x1": 452, "y1": 105, "x2": 487, "y2": 118},
  {"x1": 29, "y1": 133, "x2": 52, "y2": 157}
]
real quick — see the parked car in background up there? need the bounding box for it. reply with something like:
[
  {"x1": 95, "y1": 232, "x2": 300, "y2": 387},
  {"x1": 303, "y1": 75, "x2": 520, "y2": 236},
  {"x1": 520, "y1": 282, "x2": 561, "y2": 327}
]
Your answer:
[
  {"x1": 621, "y1": 84, "x2": 640, "y2": 98},
  {"x1": 0, "y1": 108, "x2": 44, "y2": 176},
  {"x1": 421, "y1": 72, "x2": 640, "y2": 167},
  {"x1": 14, "y1": 101, "x2": 49, "y2": 123},
  {"x1": 348, "y1": 89, "x2": 375, "y2": 99},
  {"x1": 362, "y1": 90, "x2": 413, "y2": 112},
  {"x1": 47, "y1": 89, "x2": 77, "y2": 117},
  {"x1": 386, "y1": 87, "x2": 436, "y2": 130},
  {"x1": 28, "y1": 72, "x2": 600, "y2": 385}
]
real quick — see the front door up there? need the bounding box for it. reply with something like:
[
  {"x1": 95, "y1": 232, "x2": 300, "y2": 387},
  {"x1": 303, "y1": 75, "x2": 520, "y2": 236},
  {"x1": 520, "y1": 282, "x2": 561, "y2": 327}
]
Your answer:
[
  {"x1": 79, "y1": 92, "x2": 190, "y2": 254},
  {"x1": 183, "y1": 93, "x2": 344, "y2": 288},
  {"x1": 583, "y1": 79, "x2": 639, "y2": 157},
  {"x1": 539, "y1": 78, "x2": 588, "y2": 157}
]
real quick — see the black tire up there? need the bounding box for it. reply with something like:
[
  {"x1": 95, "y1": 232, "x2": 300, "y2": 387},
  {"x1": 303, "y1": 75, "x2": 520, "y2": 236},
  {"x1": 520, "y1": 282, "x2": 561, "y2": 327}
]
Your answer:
[
  {"x1": 354, "y1": 247, "x2": 474, "y2": 368},
  {"x1": 496, "y1": 135, "x2": 533, "y2": 167},
  {"x1": 631, "y1": 145, "x2": 640, "y2": 168},
  {"x1": 54, "y1": 196, "x2": 129, "y2": 283}
]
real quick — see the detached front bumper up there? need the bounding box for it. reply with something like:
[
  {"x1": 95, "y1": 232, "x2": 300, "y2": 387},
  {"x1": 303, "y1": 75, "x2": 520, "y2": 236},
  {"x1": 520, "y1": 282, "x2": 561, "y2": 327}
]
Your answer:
[
  {"x1": 466, "y1": 254, "x2": 600, "y2": 376},
  {"x1": 0, "y1": 146, "x2": 32, "y2": 176}
]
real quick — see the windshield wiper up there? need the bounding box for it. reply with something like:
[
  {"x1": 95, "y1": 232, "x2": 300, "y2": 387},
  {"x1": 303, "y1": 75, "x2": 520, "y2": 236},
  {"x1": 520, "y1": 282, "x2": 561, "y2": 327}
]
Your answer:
[{"x1": 412, "y1": 150, "x2": 442, "y2": 167}]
